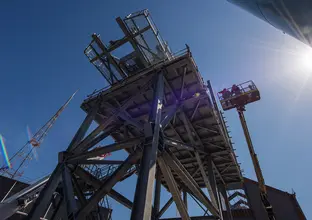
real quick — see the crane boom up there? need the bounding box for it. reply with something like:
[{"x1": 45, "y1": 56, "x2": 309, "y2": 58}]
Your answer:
[{"x1": 0, "y1": 90, "x2": 78, "y2": 179}]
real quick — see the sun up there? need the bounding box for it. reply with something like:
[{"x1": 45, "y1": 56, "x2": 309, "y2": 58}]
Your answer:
[{"x1": 299, "y1": 48, "x2": 312, "y2": 74}]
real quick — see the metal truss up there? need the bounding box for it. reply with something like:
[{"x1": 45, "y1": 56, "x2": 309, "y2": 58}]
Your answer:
[{"x1": 0, "y1": 70, "x2": 236, "y2": 220}]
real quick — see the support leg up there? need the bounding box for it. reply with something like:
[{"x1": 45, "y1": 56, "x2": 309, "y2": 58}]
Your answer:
[
  {"x1": 62, "y1": 166, "x2": 78, "y2": 217},
  {"x1": 158, "y1": 156, "x2": 190, "y2": 220},
  {"x1": 131, "y1": 72, "x2": 164, "y2": 220},
  {"x1": 153, "y1": 169, "x2": 161, "y2": 219},
  {"x1": 26, "y1": 164, "x2": 63, "y2": 220}
]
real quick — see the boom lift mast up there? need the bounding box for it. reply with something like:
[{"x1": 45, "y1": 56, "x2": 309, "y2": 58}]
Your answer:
[{"x1": 218, "y1": 81, "x2": 275, "y2": 220}]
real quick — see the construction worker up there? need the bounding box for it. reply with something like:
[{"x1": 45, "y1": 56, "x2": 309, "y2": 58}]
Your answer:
[
  {"x1": 231, "y1": 84, "x2": 241, "y2": 96},
  {"x1": 220, "y1": 88, "x2": 231, "y2": 107}
]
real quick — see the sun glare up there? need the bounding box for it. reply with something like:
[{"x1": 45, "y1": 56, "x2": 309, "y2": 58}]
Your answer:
[{"x1": 299, "y1": 48, "x2": 312, "y2": 74}]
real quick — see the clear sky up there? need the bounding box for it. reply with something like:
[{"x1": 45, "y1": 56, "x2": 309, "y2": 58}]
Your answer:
[{"x1": 0, "y1": 0, "x2": 311, "y2": 219}]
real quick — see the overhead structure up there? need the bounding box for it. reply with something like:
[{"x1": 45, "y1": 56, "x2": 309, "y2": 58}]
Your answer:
[
  {"x1": 0, "y1": 90, "x2": 77, "y2": 179},
  {"x1": 227, "y1": 0, "x2": 312, "y2": 47},
  {"x1": 218, "y1": 81, "x2": 275, "y2": 220},
  {"x1": 0, "y1": 9, "x2": 244, "y2": 220},
  {"x1": 0, "y1": 8, "x2": 307, "y2": 220}
]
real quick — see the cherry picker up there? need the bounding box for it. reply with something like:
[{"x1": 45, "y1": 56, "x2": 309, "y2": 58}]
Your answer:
[{"x1": 218, "y1": 81, "x2": 276, "y2": 220}]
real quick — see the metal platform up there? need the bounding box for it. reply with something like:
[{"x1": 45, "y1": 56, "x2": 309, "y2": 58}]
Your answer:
[{"x1": 81, "y1": 51, "x2": 242, "y2": 188}]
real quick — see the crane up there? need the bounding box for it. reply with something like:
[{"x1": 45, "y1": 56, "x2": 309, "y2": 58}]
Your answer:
[
  {"x1": 217, "y1": 81, "x2": 276, "y2": 220},
  {"x1": 0, "y1": 90, "x2": 78, "y2": 179}
]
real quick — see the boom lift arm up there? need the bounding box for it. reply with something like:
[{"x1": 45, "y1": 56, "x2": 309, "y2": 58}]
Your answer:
[
  {"x1": 217, "y1": 81, "x2": 276, "y2": 220},
  {"x1": 237, "y1": 106, "x2": 275, "y2": 220}
]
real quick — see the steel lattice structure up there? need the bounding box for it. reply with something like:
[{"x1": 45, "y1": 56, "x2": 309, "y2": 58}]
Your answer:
[
  {"x1": 0, "y1": 10, "x2": 244, "y2": 220},
  {"x1": 0, "y1": 91, "x2": 77, "y2": 179}
]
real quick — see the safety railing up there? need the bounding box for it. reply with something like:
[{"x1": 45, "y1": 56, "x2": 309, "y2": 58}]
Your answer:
[
  {"x1": 217, "y1": 80, "x2": 258, "y2": 101},
  {"x1": 84, "y1": 47, "x2": 190, "y2": 102}
]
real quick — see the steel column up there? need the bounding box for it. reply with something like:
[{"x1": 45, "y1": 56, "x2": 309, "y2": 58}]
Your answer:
[
  {"x1": 62, "y1": 166, "x2": 78, "y2": 217},
  {"x1": 131, "y1": 72, "x2": 164, "y2": 220},
  {"x1": 219, "y1": 185, "x2": 233, "y2": 220},
  {"x1": 26, "y1": 164, "x2": 63, "y2": 220},
  {"x1": 158, "y1": 156, "x2": 190, "y2": 220},
  {"x1": 154, "y1": 169, "x2": 162, "y2": 218}
]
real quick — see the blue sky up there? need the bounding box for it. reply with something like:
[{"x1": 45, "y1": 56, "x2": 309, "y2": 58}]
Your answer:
[{"x1": 0, "y1": 0, "x2": 311, "y2": 219}]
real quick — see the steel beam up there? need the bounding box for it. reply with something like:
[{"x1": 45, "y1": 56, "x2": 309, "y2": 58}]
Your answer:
[
  {"x1": 91, "y1": 34, "x2": 126, "y2": 78},
  {"x1": 62, "y1": 165, "x2": 78, "y2": 217},
  {"x1": 164, "y1": 138, "x2": 207, "y2": 155},
  {"x1": 153, "y1": 169, "x2": 161, "y2": 217},
  {"x1": 183, "y1": 191, "x2": 188, "y2": 210},
  {"x1": 158, "y1": 156, "x2": 190, "y2": 220},
  {"x1": 76, "y1": 82, "x2": 152, "y2": 152},
  {"x1": 157, "y1": 197, "x2": 173, "y2": 219},
  {"x1": 72, "y1": 175, "x2": 87, "y2": 207},
  {"x1": 190, "y1": 100, "x2": 201, "y2": 121},
  {"x1": 116, "y1": 17, "x2": 148, "y2": 67},
  {"x1": 194, "y1": 151, "x2": 218, "y2": 209},
  {"x1": 162, "y1": 151, "x2": 219, "y2": 217},
  {"x1": 161, "y1": 103, "x2": 180, "y2": 128},
  {"x1": 219, "y1": 185, "x2": 233, "y2": 220},
  {"x1": 80, "y1": 125, "x2": 119, "y2": 153},
  {"x1": 109, "y1": 189, "x2": 133, "y2": 210},
  {"x1": 73, "y1": 115, "x2": 116, "y2": 153},
  {"x1": 67, "y1": 137, "x2": 143, "y2": 163},
  {"x1": 180, "y1": 111, "x2": 226, "y2": 185},
  {"x1": 131, "y1": 72, "x2": 164, "y2": 220},
  {"x1": 76, "y1": 150, "x2": 142, "y2": 219},
  {"x1": 68, "y1": 107, "x2": 98, "y2": 152},
  {"x1": 206, "y1": 156, "x2": 218, "y2": 207},
  {"x1": 118, "y1": 111, "x2": 144, "y2": 130},
  {"x1": 180, "y1": 66, "x2": 187, "y2": 99},
  {"x1": 73, "y1": 166, "x2": 133, "y2": 210},
  {"x1": 26, "y1": 164, "x2": 63, "y2": 220}
]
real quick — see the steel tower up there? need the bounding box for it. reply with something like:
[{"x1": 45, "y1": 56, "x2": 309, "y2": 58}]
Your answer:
[{"x1": 0, "y1": 9, "x2": 306, "y2": 220}]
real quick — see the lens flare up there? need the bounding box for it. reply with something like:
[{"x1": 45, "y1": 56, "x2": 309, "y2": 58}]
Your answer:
[
  {"x1": 0, "y1": 134, "x2": 11, "y2": 168},
  {"x1": 26, "y1": 126, "x2": 38, "y2": 160}
]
